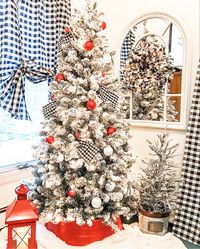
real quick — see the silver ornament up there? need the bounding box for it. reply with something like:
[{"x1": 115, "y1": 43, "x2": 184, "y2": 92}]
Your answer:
[{"x1": 91, "y1": 197, "x2": 102, "y2": 208}]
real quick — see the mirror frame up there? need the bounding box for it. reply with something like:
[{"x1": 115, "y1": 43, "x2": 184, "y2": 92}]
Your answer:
[{"x1": 120, "y1": 13, "x2": 191, "y2": 130}]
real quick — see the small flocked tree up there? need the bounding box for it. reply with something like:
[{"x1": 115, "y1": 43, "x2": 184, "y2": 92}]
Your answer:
[
  {"x1": 29, "y1": 0, "x2": 135, "y2": 230},
  {"x1": 138, "y1": 133, "x2": 179, "y2": 213},
  {"x1": 123, "y1": 35, "x2": 176, "y2": 121}
]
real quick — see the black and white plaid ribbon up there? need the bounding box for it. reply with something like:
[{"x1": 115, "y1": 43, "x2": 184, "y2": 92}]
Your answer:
[
  {"x1": 42, "y1": 101, "x2": 57, "y2": 119},
  {"x1": 99, "y1": 86, "x2": 119, "y2": 107},
  {"x1": 172, "y1": 60, "x2": 200, "y2": 245},
  {"x1": 120, "y1": 29, "x2": 136, "y2": 81},
  {"x1": 57, "y1": 32, "x2": 74, "y2": 53},
  {"x1": 0, "y1": 60, "x2": 54, "y2": 120},
  {"x1": 77, "y1": 140, "x2": 99, "y2": 163}
]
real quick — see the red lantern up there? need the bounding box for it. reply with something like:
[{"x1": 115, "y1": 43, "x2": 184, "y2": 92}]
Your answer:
[
  {"x1": 5, "y1": 184, "x2": 39, "y2": 249},
  {"x1": 55, "y1": 74, "x2": 65, "y2": 82},
  {"x1": 83, "y1": 41, "x2": 94, "y2": 51},
  {"x1": 100, "y1": 21, "x2": 107, "y2": 30},
  {"x1": 107, "y1": 127, "x2": 116, "y2": 135},
  {"x1": 86, "y1": 99, "x2": 96, "y2": 110}
]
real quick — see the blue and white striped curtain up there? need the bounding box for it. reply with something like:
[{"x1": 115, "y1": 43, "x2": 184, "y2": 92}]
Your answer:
[
  {"x1": 0, "y1": 0, "x2": 71, "y2": 120},
  {"x1": 173, "y1": 60, "x2": 200, "y2": 246}
]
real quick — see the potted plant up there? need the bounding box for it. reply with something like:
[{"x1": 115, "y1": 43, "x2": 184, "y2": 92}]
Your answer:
[{"x1": 137, "y1": 133, "x2": 179, "y2": 235}]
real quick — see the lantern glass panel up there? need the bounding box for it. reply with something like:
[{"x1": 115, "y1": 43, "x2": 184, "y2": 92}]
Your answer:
[{"x1": 13, "y1": 225, "x2": 31, "y2": 249}]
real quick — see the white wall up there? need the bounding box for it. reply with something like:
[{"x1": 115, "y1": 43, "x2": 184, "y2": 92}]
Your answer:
[{"x1": 73, "y1": 0, "x2": 200, "y2": 177}]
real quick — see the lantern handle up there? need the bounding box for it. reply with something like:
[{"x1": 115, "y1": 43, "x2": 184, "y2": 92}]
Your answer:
[{"x1": 15, "y1": 184, "x2": 29, "y2": 199}]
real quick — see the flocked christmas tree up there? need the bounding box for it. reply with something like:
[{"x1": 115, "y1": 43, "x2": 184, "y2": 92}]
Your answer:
[
  {"x1": 123, "y1": 35, "x2": 177, "y2": 121},
  {"x1": 29, "y1": 0, "x2": 135, "y2": 230},
  {"x1": 138, "y1": 133, "x2": 179, "y2": 213}
]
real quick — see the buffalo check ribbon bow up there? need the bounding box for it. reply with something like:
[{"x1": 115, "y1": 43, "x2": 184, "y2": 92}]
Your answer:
[{"x1": 0, "y1": 59, "x2": 54, "y2": 120}]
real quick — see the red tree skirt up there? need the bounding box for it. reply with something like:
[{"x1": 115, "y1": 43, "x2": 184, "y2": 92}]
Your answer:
[{"x1": 46, "y1": 217, "x2": 123, "y2": 246}]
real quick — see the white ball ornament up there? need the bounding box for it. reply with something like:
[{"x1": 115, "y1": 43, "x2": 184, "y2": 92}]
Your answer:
[
  {"x1": 68, "y1": 134, "x2": 75, "y2": 142},
  {"x1": 56, "y1": 154, "x2": 64, "y2": 163},
  {"x1": 105, "y1": 182, "x2": 116, "y2": 192},
  {"x1": 151, "y1": 112, "x2": 158, "y2": 120},
  {"x1": 103, "y1": 194, "x2": 110, "y2": 203},
  {"x1": 89, "y1": 21, "x2": 99, "y2": 31},
  {"x1": 91, "y1": 197, "x2": 102, "y2": 208},
  {"x1": 103, "y1": 146, "x2": 113, "y2": 156},
  {"x1": 90, "y1": 75, "x2": 99, "y2": 84},
  {"x1": 68, "y1": 108, "x2": 77, "y2": 117}
]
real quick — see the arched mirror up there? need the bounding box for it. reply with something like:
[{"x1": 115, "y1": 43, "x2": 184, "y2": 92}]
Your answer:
[{"x1": 120, "y1": 15, "x2": 185, "y2": 128}]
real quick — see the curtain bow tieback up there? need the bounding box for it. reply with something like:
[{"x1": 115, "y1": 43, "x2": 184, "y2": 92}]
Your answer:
[{"x1": 0, "y1": 59, "x2": 54, "y2": 120}]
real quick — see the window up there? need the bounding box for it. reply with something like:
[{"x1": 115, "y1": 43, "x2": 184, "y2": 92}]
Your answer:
[
  {"x1": 120, "y1": 15, "x2": 188, "y2": 130},
  {"x1": 0, "y1": 80, "x2": 48, "y2": 171}
]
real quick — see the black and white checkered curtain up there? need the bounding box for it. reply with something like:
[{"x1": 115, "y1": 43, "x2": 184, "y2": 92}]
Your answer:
[
  {"x1": 0, "y1": 0, "x2": 71, "y2": 120},
  {"x1": 172, "y1": 60, "x2": 200, "y2": 246},
  {"x1": 120, "y1": 29, "x2": 136, "y2": 81}
]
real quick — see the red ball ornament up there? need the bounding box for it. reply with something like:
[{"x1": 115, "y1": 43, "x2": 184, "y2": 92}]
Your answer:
[
  {"x1": 83, "y1": 41, "x2": 94, "y2": 51},
  {"x1": 45, "y1": 136, "x2": 55, "y2": 144},
  {"x1": 86, "y1": 99, "x2": 96, "y2": 110},
  {"x1": 55, "y1": 74, "x2": 65, "y2": 82},
  {"x1": 51, "y1": 94, "x2": 55, "y2": 100},
  {"x1": 67, "y1": 189, "x2": 76, "y2": 198},
  {"x1": 65, "y1": 27, "x2": 71, "y2": 33},
  {"x1": 100, "y1": 21, "x2": 107, "y2": 30},
  {"x1": 74, "y1": 132, "x2": 81, "y2": 140},
  {"x1": 102, "y1": 72, "x2": 106, "y2": 77},
  {"x1": 107, "y1": 127, "x2": 116, "y2": 135}
]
